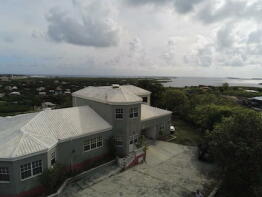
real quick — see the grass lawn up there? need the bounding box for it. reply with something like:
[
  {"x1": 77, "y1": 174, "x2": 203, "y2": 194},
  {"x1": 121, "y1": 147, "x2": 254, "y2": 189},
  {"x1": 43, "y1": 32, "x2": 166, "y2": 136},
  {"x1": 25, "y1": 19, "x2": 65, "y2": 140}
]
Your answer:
[{"x1": 171, "y1": 118, "x2": 203, "y2": 146}]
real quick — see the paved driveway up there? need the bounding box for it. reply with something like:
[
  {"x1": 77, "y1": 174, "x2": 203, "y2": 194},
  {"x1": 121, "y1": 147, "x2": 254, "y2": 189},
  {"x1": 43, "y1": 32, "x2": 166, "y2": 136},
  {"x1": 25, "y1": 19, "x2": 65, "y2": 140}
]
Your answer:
[{"x1": 62, "y1": 141, "x2": 215, "y2": 197}]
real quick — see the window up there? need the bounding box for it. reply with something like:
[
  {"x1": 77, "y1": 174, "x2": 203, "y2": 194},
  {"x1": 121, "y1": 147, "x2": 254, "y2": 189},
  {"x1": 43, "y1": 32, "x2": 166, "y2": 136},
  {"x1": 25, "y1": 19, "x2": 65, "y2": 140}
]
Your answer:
[
  {"x1": 91, "y1": 138, "x2": 97, "y2": 149},
  {"x1": 115, "y1": 108, "x2": 123, "y2": 119},
  {"x1": 20, "y1": 160, "x2": 42, "y2": 180},
  {"x1": 20, "y1": 163, "x2": 32, "y2": 180},
  {"x1": 134, "y1": 135, "x2": 139, "y2": 143},
  {"x1": 97, "y1": 136, "x2": 103, "y2": 147},
  {"x1": 142, "y1": 97, "x2": 148, "y2": 103},
  {"x1": 83, "y1": 137, "x2": 103, "y2": 152},
  {"x1": 51, "y1": 152, "x2": 56, "y2": 166},
  {"x1": 114, "y1": 136, "x2": 123, "y2": 146},
  {"x1": 129, "y1": 136, "x2": 133, "y2": 144},
  {"x1": 32, "y1": 160, "x2": 42, "y2": 176},
  {"x1": 129, "y1": 107, "x2": 138, "y2": 118},
  {"x1": 129, "y1": 135, "x2": 139, "y2": 145},
  {"x1": 83, "y1": 140, "x2": 91, "y2": 151},
  {"x1": 0, "y1": 167, "x2": 9, "y2": 182},
  {"x1": 159, "y1": 123, "x2": 165, "y2": 136}
]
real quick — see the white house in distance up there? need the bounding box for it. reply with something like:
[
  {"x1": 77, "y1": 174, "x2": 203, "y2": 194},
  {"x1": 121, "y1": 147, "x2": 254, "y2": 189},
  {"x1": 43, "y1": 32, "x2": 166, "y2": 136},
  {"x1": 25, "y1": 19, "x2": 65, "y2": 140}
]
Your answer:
[{"x1": 0, "y1": 84, "x2": 172, "y2": 197}]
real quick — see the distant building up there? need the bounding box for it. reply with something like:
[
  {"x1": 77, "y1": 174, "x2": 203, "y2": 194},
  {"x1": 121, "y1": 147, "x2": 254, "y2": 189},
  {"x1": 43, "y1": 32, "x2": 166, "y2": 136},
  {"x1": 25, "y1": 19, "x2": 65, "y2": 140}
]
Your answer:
[
  {"x1": 12, "y1": 86, "x2": 18, "y2": 90},
  {"x1": 36, "y1": 87, "x2": 45, "y2": 92},
  {"x1": 64, "y1": 89, "x2": 71, "y2": 95},
  {"x1": 9, "y1": 91, "x2": 21, "y2": 96},
  {"x1": 0, "y1": 76, "x2": 9, "y2": 81},
  {"x1": 39, "y1": 92, "x2": 46, "y2": 96},
  {"x1": 41, "y1": 102, "x2": 56, "y2": 109},
  {"x1": 245, "y1": 89, "x2": 258, "y2": 93},
  {"x1": 248, "y1": 96, "x2": 262, "y2": 110},
  {"x1": 0, "y1": 85, "x2": 171, "y2": 197}
]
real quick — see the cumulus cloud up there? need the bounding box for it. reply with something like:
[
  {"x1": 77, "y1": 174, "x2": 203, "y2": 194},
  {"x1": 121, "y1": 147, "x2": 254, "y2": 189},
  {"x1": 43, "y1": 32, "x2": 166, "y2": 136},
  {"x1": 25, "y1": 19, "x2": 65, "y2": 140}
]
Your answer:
[
  {"x1": 216, "y1": 23, "x2": 235, "y2": 50},
  {"x1": 46, "y1": 0, "x2": 121, "y2": 47},
  {"x1": 197, "y1": 0, "x2": 262, "y2": 24},
  {"x1": 125, "y1": 0, "x2": 206, "y2": 13},
  {"x1": 163, "y1": 37, "x2": 177, "y2": 64},
  {"x1": 185, "y1": 20, "x2": 262, "y2": 68}
]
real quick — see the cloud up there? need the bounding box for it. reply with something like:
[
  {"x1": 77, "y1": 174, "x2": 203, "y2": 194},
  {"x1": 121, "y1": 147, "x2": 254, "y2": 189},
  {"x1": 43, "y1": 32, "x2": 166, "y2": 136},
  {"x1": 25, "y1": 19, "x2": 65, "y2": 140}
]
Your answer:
[
  {"x1": 173, "y1": 0, "x2": 205, "y2": 13},
  {"x1": 162, "y1": 37, "x2": 177, "y2": 64},
  {"x1": 125, "y1": 0, "x2": 206, "y2": 13},
  {"x1": 46, "y1": 0, "x2": 121, "y2": 47},
  {"x1": 216, "y1": 23, "x2": 235, "y2": 50},
  {"x1": 248, "y1": 28, "x2": 262, "y2": 44},
  {"x1": 197, "y1": 0, "x2": 262, "y2": 24},
  {"x1": 184, "y1": 20, "x2": 262, "y2": 68}
]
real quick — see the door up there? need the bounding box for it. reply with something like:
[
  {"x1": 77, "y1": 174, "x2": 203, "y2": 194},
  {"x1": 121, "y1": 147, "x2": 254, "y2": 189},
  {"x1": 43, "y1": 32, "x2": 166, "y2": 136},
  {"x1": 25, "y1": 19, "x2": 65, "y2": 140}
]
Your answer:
[{"x1": 129, "y1": 136, "x2": 134, "y2": 152}]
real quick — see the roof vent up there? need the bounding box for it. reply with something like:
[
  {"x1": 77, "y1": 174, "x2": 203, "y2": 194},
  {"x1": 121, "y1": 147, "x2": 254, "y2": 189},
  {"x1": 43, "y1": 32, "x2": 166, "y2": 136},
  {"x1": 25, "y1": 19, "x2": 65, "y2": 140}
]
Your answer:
[{"x1": 112, "y1": 84, "x2": 120, "y2": 88}]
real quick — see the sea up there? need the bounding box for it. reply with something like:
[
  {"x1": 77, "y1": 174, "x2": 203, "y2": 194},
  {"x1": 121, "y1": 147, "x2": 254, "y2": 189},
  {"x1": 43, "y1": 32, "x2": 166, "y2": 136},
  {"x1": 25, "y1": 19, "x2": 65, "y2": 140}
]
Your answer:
[{"x1": 163, "y1": 77, "x2": 262, "y2": 88}]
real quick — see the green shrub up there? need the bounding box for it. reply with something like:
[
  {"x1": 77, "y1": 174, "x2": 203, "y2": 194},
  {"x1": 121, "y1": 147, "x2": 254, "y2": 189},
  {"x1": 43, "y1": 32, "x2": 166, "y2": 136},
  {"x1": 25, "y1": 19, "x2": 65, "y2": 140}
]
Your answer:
[{"x1": 39, "y1": 164, "x2": 67, "y2": 194}]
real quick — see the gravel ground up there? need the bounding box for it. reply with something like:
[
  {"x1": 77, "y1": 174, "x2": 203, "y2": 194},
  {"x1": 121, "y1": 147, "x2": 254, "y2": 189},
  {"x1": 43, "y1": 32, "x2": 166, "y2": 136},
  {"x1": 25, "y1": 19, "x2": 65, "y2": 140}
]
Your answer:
[{"x1": 62, "y1": 141, "x2": 215, "y2": 197}]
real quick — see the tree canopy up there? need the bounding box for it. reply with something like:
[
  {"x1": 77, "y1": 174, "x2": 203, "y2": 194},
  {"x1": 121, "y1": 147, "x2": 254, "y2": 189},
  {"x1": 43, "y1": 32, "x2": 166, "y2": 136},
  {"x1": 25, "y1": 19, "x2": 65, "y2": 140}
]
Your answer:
[{"x1": 208, "y1": 109, "x2": 262, "y2": 197}]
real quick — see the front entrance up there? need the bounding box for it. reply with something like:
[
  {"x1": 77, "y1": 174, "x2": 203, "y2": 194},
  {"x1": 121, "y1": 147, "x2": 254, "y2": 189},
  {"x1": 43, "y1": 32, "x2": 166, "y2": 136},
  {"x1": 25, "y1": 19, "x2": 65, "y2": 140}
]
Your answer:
[{"x1": 129, "y1": 135, "x2": 138, "y2": 152}]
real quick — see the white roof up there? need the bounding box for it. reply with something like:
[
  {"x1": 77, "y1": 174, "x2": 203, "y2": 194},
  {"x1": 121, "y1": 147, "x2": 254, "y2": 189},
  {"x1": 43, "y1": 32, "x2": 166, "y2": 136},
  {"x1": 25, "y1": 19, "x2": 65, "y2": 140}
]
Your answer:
[
  {"x1": 0, "y1": 106, "x2": 111, "y2": 160},
  {"x1": 251, "y1": 96, "x2": 262, "y2": 101},
  {"x1": 141, "y1": 104, "x2": 172, "y2": 121},
  {"x1": 121, "y1": 85, "x2": 151, "y2": 96},
  {"x1": 72, "y1": 85, "x2": 147, "y2": 105}
]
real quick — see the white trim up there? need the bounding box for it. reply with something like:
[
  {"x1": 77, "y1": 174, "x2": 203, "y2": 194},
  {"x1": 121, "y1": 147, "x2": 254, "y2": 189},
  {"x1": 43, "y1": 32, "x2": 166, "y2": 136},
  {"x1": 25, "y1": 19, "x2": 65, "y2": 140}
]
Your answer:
[
  {"x1": 20, "y1": 160, "x2": 43, "y2": 181},
  {"x1": 0, "y1": 181, "x2": 10, "y2": 184},
  {"x1": 83, "y1": 136, "x2": 103, "y2": 153},
  {"x1": 73, "y1": 94, "x2": 143, "y2": 105},
  {"x1": 115, "y1": 108, "x2": 124, "y2": 120},
  {"x1": 141, "y1": 112, "x2": 172, "y2": 122}
]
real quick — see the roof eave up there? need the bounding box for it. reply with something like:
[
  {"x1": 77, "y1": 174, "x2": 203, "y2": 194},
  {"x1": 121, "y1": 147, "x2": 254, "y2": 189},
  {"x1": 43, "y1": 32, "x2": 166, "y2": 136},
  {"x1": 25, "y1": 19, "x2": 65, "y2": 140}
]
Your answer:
[{"x1": 141, "y1": 112, "x2": 172, "y2": 122}]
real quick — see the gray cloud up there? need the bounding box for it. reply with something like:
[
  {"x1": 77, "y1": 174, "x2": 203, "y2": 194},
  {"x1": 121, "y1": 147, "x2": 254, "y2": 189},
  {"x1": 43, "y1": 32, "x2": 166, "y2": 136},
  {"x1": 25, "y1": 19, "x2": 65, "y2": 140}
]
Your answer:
[
  {"x1": 125, "y1": 0, "x2": 205, "y2": 13},
  {"x1": 46, "y1": 1, "x2": 120, "y2": 47},
  {"x1": 216, "y1": 23, "x2": 235, "y2": 50},
  {"x1": 173, "y1": 0, "x2": 205, "y2": 13},
  {"x1": 197, "y1": 0, "x2": 262, "y2": 24},
  {"x1": 248, "y1": 29, "x2": 262, "y2": 44}
]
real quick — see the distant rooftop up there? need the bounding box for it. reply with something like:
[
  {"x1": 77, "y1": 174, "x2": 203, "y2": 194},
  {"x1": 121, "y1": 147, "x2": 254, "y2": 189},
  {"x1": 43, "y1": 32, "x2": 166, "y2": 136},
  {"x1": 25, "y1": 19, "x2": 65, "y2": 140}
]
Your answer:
[
  {"x1": 73, "y1": 85, "x2": 151, "y2": 105},
  {"x1": 251, "y1": 96, "x2": 262, "y2": 101},
  {"x1": 0, "y1": 106, "x2": 111, "y2": 160}
]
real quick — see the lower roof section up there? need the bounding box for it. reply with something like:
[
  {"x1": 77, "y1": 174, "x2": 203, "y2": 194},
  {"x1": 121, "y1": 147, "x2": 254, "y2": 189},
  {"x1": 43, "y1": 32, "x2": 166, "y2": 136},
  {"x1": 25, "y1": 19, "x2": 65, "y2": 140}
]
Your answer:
[
  {"x1": 141, "y1": 104, "x2": 172, "y2": 122},
  {"x1": 0, "y1": 106, "x2": 112, "y2": 160}
]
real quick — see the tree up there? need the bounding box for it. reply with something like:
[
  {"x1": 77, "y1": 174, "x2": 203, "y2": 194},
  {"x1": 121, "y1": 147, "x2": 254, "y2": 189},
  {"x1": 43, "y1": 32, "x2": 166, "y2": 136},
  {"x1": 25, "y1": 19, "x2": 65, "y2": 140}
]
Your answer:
[
  {"x1": 136, "y1": 80, "x2": 165, "y2": 106},
  {"x1": 208, "y1": 109, "x2": 262, "y2": 197},
  {"x1": 190, "y1": 104, "x2": 234, "y2": 131},
  {"x1": 161, "y1": 88, "x2": 190, "y2": 117}
]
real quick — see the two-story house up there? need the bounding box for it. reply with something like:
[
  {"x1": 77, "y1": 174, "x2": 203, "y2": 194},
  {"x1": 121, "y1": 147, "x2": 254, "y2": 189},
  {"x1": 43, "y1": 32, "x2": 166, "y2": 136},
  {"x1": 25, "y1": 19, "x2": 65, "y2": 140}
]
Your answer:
[{"x1": 0, "y1": 85, "x2": 171, "y2": 197}]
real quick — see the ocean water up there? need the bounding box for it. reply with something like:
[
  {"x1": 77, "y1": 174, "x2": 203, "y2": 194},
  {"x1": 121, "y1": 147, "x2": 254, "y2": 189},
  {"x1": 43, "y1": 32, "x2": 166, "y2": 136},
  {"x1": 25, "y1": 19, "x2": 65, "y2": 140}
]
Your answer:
[{"x1": 163, "y1": 77, "x2": 262, "y2": 88}]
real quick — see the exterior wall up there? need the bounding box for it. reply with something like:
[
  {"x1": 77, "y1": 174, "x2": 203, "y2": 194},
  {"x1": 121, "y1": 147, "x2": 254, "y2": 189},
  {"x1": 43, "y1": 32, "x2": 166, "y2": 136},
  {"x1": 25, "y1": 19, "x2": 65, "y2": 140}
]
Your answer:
[
  {"x1": 138, "y1": 94, "x2": 151, "y2": 105},
  {"x1": 73, "y1": 97, "x2": 113, "y2": 124},
  {"x1": 141, "y1": 114, "x2": 171, "y2": 139},
  {"x1": 0, "y1": 130, "x2": 113, "y2": 197},
  {"x1": 73, "y1": 96, "x2": 142, "y2": 157},
  {"x1": 0, "y1": 153, "x2": 47, "y2": 196},
  {"x1": 0, "y1": 161, "x2": 16, "y2": 196},
  {"x1": 111, "y1": 104, "x2": 141, "y2": 157},
  {"x1": 47, "y1": 147, "x2": 56, "y2": 168},
  {"x1": 56, "y1": 130, "x2": 113, "y2": 170}
]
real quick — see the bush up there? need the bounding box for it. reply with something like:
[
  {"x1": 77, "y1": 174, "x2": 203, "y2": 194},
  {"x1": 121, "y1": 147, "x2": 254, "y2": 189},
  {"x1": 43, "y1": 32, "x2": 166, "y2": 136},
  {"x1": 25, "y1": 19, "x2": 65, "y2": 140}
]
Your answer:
[
  {"x1": 39, "y1": 164, "x2": 67, "y2": 194},
  {"x1": 208, "y1": 109, "x2": 262, "y2": 197}
]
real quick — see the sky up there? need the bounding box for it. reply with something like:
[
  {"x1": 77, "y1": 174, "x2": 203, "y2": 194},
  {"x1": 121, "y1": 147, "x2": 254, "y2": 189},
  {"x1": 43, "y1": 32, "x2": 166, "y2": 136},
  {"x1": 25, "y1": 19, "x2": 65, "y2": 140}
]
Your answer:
[{"x1": 0, "y1": 0, "x2": 262, "y2": 77}]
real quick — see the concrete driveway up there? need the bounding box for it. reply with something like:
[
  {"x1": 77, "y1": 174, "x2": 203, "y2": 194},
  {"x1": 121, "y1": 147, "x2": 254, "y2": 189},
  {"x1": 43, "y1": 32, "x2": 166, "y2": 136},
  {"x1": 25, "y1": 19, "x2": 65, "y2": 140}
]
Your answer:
[{"x1": 62, "y1": 141, "x2": 215, "y2": 197}]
